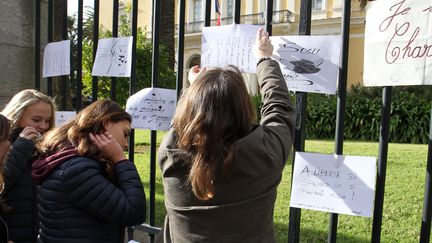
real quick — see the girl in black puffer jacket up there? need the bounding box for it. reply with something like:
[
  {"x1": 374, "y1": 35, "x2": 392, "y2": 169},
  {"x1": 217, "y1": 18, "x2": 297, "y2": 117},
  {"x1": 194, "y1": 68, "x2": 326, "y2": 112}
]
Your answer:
[
  {"x1": 1, "y1": 89, "x2": 56, "y2": 243},
  {"x1": 35, "y1": 100, "x2": 146, "y2": 243}
]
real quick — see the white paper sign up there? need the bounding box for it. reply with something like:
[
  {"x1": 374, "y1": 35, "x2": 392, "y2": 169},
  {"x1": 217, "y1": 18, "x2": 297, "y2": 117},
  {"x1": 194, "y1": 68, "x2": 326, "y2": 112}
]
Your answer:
[
  {"x1": 55, "y1": 111, "x2": 76, "y2": 127},
  {"x1": 92, "y1": 37, "x2": 133, "y2": 77},
  {"x1": 201, "y1": 24, "x2": 261, "y2": 73},
  {"x1": 364, "y1": 0, "x2": 432, "y2": 86},
  {"x1": 43, "y1": 40, "x2": 71, "y2": 78},
  {"x1": 290, "y1": 152, "x2": 376, "y2": 217},
  {"x1": 271, "y1": 36, "x2": 342, "y2": 94},
  {"x1": 125, "y1": 88, "x2": 176, "y2": 131}
]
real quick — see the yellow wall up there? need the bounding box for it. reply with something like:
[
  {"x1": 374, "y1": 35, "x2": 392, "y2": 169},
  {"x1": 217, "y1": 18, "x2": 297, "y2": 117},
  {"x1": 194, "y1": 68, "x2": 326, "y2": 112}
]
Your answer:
[
  {"x1": 100, "y1": 0, "x2": 366, "y2": 88},
  {"x1": 99, "y1": 0, "x2": 152, "y2": 31}
]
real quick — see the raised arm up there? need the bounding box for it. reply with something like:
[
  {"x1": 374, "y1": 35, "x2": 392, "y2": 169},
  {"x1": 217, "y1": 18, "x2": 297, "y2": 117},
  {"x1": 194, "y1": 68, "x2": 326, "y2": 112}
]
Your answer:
[{"x1": 254, "y1": 28, "x2": 295, "y2": 165}]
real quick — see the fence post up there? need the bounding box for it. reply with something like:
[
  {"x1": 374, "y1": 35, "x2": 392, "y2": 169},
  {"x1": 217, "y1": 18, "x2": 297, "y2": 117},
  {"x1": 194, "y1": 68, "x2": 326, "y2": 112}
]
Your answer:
[
  {"x1": 149, "y1": 0, "x2": 161, "y2": 242},
  {"x1": 75, "y1": 0, "x2": 83, "y2": 111},
  {"x1": 91, "y1": 0, "x2": 100, "y2": 102},
  {"x1": 288, "y1": 1, "x2": 311, "y2": 242},
  {"x1": 328, "y1": 0, "x2": 351, "y2": 242},
  {"x1": 110, "y1": 0, "x2": 119, "y2": 101},
  {"x1": 35, "y1": 0, "x2": 41, "y2": 91},
  {"x1": 47, "y1": 0, "x2": 53, "y2": 96},
  {"x1": 419, "y1": 107, "x2": 432, "y2": 243},
  {"x1": 371, "y1": 86, "x2": 392, "y2": 242},
  {"x1": 176, "y1": 0, "x2": 186, "y2": 98}
]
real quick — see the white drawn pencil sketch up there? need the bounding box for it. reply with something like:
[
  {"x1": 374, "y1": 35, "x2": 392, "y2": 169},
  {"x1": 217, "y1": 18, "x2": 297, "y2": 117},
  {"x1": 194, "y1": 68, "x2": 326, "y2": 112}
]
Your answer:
[
  {"x1": 43, "y1": 40, "x2": 71, "y2": 78},
  {"x1": 92, "y1": 36, "x2": 133, "y2": 77}
]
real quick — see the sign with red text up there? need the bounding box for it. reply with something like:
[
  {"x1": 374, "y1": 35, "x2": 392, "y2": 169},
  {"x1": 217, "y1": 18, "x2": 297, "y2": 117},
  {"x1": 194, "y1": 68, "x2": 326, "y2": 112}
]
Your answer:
[
  {"x1": 364, "y1": 0, "x2": 432, "y2": 86},
  {"x1": 271, "y1": 36, "x2": 342, "y2": 94},
  {"x1": 290, "y1": 152, "x2": 376, "y2": 217},
  {"x1": 201, "y1": 24, "x2": 261, "y2": 73}
]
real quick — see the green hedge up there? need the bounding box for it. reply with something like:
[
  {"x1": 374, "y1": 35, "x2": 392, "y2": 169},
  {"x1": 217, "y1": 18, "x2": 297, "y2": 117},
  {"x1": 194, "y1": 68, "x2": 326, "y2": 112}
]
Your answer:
[{"x1": 252, "y1": 85, "x2": 431, "y2": 144}]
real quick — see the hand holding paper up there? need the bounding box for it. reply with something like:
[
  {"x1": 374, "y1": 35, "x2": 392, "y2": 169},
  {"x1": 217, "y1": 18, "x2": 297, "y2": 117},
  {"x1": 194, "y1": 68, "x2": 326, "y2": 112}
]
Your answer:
[{"x1": 253, "y1": 28, "x2": 273, "y2": 59}]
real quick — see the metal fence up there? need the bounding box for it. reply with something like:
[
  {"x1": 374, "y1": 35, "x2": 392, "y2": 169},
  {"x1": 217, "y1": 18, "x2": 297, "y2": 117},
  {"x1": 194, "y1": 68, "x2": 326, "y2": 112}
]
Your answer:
[{"x1": 33, "y1": 0, "x2": 432, "y2": 243}]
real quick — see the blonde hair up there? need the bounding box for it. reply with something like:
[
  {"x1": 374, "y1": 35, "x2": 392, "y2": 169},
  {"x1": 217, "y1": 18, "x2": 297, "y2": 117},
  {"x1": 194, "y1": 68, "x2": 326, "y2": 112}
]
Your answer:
[{"x1": 2, "y1": 89, "x2": 56, "y2": 130}]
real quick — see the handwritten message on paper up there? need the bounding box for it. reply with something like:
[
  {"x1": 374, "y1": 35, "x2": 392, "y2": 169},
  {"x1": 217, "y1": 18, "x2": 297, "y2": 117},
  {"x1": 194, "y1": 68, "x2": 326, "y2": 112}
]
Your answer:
[
  {"x1": 55, "y1": 111, "x2": 76, "y2": 127},
  {"x1": 201, "y1": 24, "x2": 261, "y2": 73},
  {"x1": 270, "y1": 36, "x2": 342, "y2": 94},
  {"x1": 43, "y1": 40, "x2": 71, "y2": 78},
  {"x1": 364, "y1": 0, "x2": 432, "y2": 86},
  {"x1": 125, "y1": 88, "x2": 176, "y2": 131},
  {"x1": 290, "y1": 152, "x2": 376, "y2": 217},
  {"x1": 92, "y1": 37, "x2": 133, "y2": 77}
]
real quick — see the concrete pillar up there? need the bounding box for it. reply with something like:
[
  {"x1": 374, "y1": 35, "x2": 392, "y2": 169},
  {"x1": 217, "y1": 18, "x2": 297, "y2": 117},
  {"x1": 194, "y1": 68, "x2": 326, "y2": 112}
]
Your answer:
[{"x1": 0, "y1": 0, "x2": 48, "y2": 109}]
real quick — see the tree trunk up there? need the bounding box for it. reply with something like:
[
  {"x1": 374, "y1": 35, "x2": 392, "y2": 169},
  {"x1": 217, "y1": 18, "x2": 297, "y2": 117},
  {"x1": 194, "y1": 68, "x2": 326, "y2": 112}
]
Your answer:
[{"x1": 159, "y1": 0, "x2": 175, "y2": 69}]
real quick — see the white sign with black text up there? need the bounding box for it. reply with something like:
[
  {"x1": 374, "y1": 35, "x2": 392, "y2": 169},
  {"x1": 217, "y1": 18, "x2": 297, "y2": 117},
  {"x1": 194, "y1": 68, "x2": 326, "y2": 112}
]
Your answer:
[
  {"x1": 125, "y1": 88, "x2": 176, "y2": 131},
  {"x1": 270, "y1": 36, "x2": 342, "y2": 94},
  {"x1": 290, "y1": 152, "x2": 376, "y2": 217}
]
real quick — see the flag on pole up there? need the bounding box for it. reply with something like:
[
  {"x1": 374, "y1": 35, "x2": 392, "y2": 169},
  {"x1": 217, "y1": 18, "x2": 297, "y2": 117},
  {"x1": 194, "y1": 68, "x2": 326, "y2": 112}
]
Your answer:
[{"x1": 215, "y1": 0, "x2": 221, "y2": 26}]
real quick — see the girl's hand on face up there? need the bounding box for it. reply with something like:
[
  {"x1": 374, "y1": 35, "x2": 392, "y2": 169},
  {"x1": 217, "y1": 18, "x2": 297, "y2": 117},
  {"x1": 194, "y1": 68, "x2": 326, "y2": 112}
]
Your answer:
[
  {"x1": 89, "y1": 133, "x2": 126, "y2": 163},
  {"x1": 19, "y1": 127, "x2": 42, "y2": 142},
  {"x1": 188, "y1": 65, "x2": 207, "y2": 84}
]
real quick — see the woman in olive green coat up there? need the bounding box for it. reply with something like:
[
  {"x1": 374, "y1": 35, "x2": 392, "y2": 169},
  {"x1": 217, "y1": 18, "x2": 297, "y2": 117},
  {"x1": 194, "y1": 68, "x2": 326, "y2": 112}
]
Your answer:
[{"x1": 158, "y1": 28, "x2": 294, "y2": 243}]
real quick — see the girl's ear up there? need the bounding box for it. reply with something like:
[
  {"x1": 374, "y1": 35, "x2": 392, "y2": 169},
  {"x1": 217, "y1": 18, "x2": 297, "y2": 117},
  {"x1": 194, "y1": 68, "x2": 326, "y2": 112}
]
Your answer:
[{"x1": 101, "y1": 120, "x2": 111, "y2": 132}]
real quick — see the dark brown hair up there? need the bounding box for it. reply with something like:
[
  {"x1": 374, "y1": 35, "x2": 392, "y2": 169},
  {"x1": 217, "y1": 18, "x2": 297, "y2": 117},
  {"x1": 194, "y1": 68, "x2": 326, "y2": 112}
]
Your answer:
[
  {"x1": 172, "y1": 66, "x2": 256, "y2": 200},
  {"x1": 39, "y1": 99, "x2": 131, "y2": 161}
]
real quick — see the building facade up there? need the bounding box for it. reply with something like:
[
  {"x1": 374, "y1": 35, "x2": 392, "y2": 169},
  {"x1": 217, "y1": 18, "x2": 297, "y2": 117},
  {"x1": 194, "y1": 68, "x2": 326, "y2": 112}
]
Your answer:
[{"x1": 99, "y1": 0, "x2": 366, "y2": 93}]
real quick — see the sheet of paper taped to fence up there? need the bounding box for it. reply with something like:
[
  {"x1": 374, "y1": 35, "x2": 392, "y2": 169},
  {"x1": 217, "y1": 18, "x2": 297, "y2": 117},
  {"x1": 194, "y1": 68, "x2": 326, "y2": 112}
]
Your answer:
[
  {"x1": 43, "y1": 40, "x2": 71, "y2": 78},
  {"x1": 92, "y1": 36, "x2": 133, "y2": 77},
  {"x1": 270, "y1": 36, "x2": 341, "y2": 94},
  {"x1": 290, "y1": 152, "x2": 376, "y2": 217},
  {"x1": 201, "y1": 24, "x2": 261, "y2": 73},
  {"x1": 125, "y1": 87, "x2": 176, "y2": 131}
]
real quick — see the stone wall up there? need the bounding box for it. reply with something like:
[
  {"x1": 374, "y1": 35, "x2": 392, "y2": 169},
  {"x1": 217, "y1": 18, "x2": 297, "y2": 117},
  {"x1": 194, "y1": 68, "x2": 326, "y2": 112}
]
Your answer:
[{"x1": 0, "y1": 0, "x2": 48, "y2": 110}]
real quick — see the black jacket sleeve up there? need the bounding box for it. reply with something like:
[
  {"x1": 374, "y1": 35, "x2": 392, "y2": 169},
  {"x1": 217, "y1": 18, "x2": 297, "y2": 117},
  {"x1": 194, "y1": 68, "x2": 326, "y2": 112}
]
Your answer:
[
  {"x1": 61, "y1": 157, "x2": 146, "y2": 226},
  {"x1": 2, "y1": 137, "x2": 35, "y2": 193}
]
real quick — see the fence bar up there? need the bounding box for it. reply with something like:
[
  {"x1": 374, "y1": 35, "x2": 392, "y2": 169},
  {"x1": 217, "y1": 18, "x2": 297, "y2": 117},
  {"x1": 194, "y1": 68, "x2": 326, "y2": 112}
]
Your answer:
[
  {"x1": 288, "y1": 1, "x2": 311, "y2": 242},
  {"x1": 265, "y1": 0, "x2": 273, "y2": 34},
  {"x1": 35, "y1": 0, "x2": 41, "y2": 90},
  {"x1": 328, "y1": 0, "x2": 351, "y2": 242},
  {"x1": 205, "y1": 0, "x2": 211, "y2": 26},
  {"x1": 76, "y1": 0, "x2": 83, "y2": 110},
  {"x1": 149, "y1": 0, "x2": 161, "y2": 241},
  {"x1": 234, "y1": 0, "x2": 241, "y2": 24},
  {"x1": 419, "y1": 107, "x2": 432, "y2": 243},
  {"x1": 92, "y1": 0, "x2": 100, "y2": 101},
  {"x1": 176, "y1": 0, "x2": 186, "y2": 98},
  {"x1": 371, "y1": 86, "x2": 392, "y2": 242},
  {"x1": 61, "y1": 0, "x2": 68, "y2": 110},
  {"x1": 47, "y1": 0, "x2": 53, "y2": 96},
  {"x1": 126, "y1": 1, "x2": 139, "y2": 240},
  {"x1": 110, "y1": 0, "x2": 119, "y2": 101}
]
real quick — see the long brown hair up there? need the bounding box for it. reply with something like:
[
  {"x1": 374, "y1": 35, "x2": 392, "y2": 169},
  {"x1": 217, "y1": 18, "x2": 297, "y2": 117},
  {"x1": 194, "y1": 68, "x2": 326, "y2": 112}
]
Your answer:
[
  {"x1": 39, "y1": 99, "x2": 131, "y2": 161},
  {"x1": 172, "y1": 66, "x2": 256, "y2": 200}
]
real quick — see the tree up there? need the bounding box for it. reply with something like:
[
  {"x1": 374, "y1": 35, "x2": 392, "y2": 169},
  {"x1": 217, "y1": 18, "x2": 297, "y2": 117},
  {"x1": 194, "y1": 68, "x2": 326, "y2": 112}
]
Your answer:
[
  {"x1": 159, "y1": 0, "x2": 175, "y2": 69},
  {"x1": 79, "y1": 11, "x2": 176, "y2": 107}
]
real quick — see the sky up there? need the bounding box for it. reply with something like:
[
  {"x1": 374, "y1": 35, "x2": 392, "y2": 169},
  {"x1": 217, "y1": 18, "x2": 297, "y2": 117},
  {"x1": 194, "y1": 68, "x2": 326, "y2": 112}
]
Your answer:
[{"x1": 67, "y1": 0, "x2": 94, "y2": 16}]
